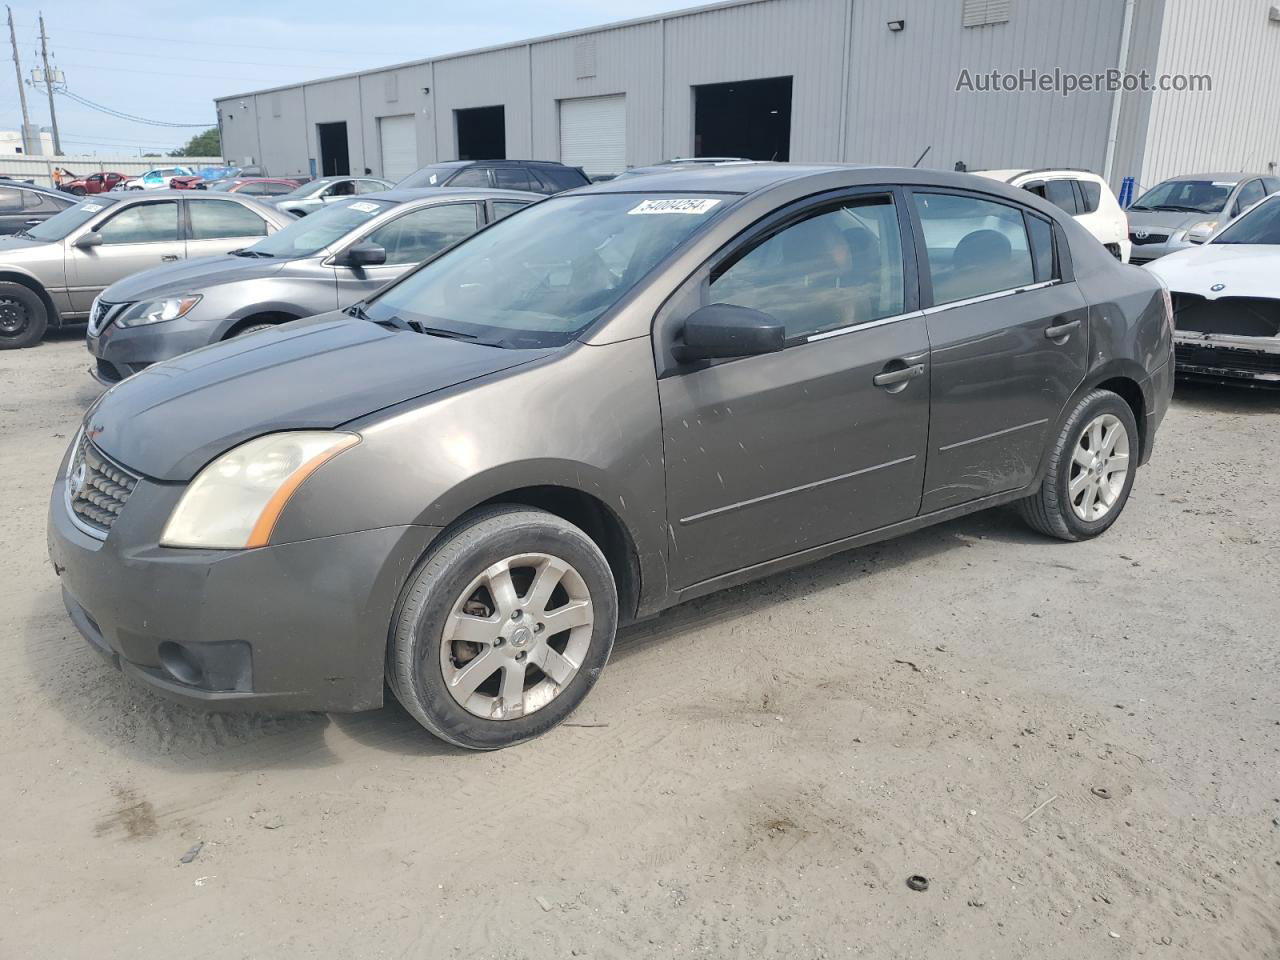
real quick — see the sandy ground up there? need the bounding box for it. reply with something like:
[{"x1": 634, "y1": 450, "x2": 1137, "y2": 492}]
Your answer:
[{"x1": 1, "y1": 334, "x2": 1277, "y2": 960}]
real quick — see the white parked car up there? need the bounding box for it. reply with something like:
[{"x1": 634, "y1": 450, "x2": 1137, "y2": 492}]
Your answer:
[
  {"x1": 124, "y1": 166, "x2": 196, "y2": 191},
  {"x1": 1144, "y1": 192, "x2": 1280, "y2": 386},
  {"x1": 977, "y1": 169, "x2": 1130, "y2": 262}
]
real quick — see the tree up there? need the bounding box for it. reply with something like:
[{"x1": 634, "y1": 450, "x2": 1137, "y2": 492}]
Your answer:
[{"x1": 170, "y1": 127, "x2": 221, "y2": 158}]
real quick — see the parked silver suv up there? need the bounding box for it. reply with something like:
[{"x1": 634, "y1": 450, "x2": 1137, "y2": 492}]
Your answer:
[
  {"x1": 0, "y1": 190, "x2": 293, "y2": 348},
  {"x1": 271, "y1": 176, "x2": 392, "y2": 217},
  {"x1": 88, "y1": 188, "x2": 538, "y2": 382}
]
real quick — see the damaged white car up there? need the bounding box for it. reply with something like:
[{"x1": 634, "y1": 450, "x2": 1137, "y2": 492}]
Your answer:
[{"x1": 1145, "y1": 193, "x2": 1280, "y2": 386}]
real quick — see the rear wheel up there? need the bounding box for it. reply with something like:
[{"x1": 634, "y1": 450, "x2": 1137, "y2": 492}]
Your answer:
[
  {"x1": 387, "y1": 507, "x2": 618, "y2": 750},
  {"x1": 0, "y1": 282, "x2": 48, "y2": 349},
  {"x1": 1017, "y1": 389, "x2": 1138, "y2": 541}
]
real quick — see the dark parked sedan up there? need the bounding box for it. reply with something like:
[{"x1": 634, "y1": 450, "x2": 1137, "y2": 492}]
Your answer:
[
  {"x1": 48, "y1": 164, "x2": 1173, "y2": 749},
  {"x1": 0, "y1": 181, "x2": 75, "y2": 235}
]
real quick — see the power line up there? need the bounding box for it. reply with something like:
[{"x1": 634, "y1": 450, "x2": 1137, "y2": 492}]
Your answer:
[
  {"x1": 56, "y1": 88, "x2": 212, "y2": 127},
  {"x1": 10, "y1": 21, "x2": 412, "y2": 56},
  {"x1": 49, "y1": 58, "x2": 307, "y2": 82},
  {"x1": 51, "y1": 42, "x2": 336, "y2": 69}
]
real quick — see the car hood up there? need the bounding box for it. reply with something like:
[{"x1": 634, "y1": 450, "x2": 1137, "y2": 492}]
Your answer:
[
  {"x1": 1126, "y1": 209, "x2": 1216, "y2": 233},
  {"x1": 0, "y1": 235, "x2": 60, "y2": 262},
  {"x1": 102, "y1": 254, "x2": 294, "y2": 302},
  {"x1": 1144, "y1": 244, "x2": 1280, "y2": 299},
  {"x1": 86, "y1": 314, "x2": 553, "y2": 481}
]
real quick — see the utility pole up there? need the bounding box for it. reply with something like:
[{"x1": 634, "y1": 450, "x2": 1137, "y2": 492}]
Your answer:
[
  {"x1": 6, "y1": 6, "x2": 34, "y2": 154},
  {"x1": 37, "y1": 11, "x2": 60, "y2": 155}
]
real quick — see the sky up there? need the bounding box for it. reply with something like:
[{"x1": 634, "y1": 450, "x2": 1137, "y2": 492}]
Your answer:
[{"x1": 1, "y1": 0, "x2": 676, "y2": 156}]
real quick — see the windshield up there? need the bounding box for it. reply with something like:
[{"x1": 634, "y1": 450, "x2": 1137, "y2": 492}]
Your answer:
[
  {"x1": 26, "y1": 196, "x2": 118, "y2": 242},
  {"x1": 1212, "y1": 196, "x2": 1280, "y2": 245},
  {"x1": 396, "y1": 165, "x2": 462, "y2": 189},
  {"x1": 363, "y1": 192, "x2": 729, "y2": 347},
  {"x1": 276, "y1": 178, "x2": 331, "y2": 200},
  {"x1": 244, "y1": 198, "x2": 394, "y2": 258},
  {"x1": 1130, "y1": 178, "x2": 1235, "y2": 213}
]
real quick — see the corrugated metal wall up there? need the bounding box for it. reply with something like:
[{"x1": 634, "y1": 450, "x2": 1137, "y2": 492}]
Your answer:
[
  {"x1": 1140, "y1": 0, "x2": 1280, "y2": 187},
  {"x1": 218, "y1": 0, "x2": 1232, "y2": 187}
]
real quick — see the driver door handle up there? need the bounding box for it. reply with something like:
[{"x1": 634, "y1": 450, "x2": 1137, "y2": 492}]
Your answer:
[
  {"x1": 1044, "y1": 318, "x2": 1081, "y2": 340},
  {"x1": 873, "y1": 363, "x2": 925, "y2": 388},
  {"x1": 161, "y1": 255, "x2": 179, "y2": 262}
]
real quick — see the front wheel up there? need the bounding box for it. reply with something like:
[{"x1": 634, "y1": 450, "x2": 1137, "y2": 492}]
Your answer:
[
  {"x1": 1017, "y1": 389, "x2": 1138, "y2": 541},
  {"x1": 0, "y1": 281, "x2": 48, "y2": 349},
  {"x1": 70, "y1": 186, "x2": 86, "y2": 196},
  {"x1": 387, "y1": 507, "x2": 618, "y2": 750}
]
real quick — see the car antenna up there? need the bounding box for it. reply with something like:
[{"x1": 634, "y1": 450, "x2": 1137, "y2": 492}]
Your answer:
[{"x1": 911, "y1": 146, "x2": 931, "y2": 169}]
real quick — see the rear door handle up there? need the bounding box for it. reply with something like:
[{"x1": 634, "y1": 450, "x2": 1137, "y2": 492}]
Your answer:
[
  {"x1": 161, "y1": 255, "x2": 179, "y2": 262},
  {"x1": 1044, "y1": 318, "x2": 1081, "y2": 340},
  {"x1": 873, "y1": 362, "x2": 925, "y2": 389}
]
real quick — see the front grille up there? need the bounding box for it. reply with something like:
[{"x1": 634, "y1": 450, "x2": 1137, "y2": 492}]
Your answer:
[
  {"x1": 1130, "y1": 231, "x2": 1169, "y2": 245},
  {"x1": 1173, "y1": 294, "x2": 1280, "y2": 337},
  {"x1": 87, "y1": 298, "x2": 115, "y2": 336},
  {"x1": 66, "y1": 433, "x2": 140, "y2": 535},
  {"x1": 1176, "y1": 343, "x2": 1280, "y2": 377}
]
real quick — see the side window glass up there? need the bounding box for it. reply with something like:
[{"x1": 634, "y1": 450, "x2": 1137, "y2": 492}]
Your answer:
[
  {"x1": 365, "y1": 202, "x2": 480, "y2": 266},
  {"x1": 448, "y1": 166, "x2": 490, "y2": 188},
  {"x1": 1025, "y1": 214, "x2": 1056, "y2": 282},
  {"x1": 355, "y1": 179, "x2": 385, "y2": 195},
  {"x1": 492, "y1": 200, "x2": 529, "y2": 221},
  {"x1": 0, "y1": 187, "x2": 22, "y2": 213},
  {"x1": 709, "y1": 194, "x2": 906, "y2": 340},
  {"x1": 1077, "y1": 180, "x2": 1102, "y2": 214},
  {"x1": 1021, "y1": 181, "x2": 1047, "y2": 200},
  {"x1": 97, "y1": 201, "x2": 180, "y2": 244},
  {"x1": 1234, "y1": 180, "x2": 1265, "y2": 216},
  {"x1": 493, "y1": 167, "x2": 533, "y2": 191},
  {"x1": 188, "y1": 200, "x2": 269, "y2": 240},
  {"x1": 1043, "y1": 180, "x2": 1079, "y2": 215},
  {"x1": 912, "y1": 192, "x2": 1035, "y2": 304}
]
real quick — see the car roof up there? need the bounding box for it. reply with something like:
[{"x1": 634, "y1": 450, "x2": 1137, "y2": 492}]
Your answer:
[
  {"x1": 360, "y1": 187, "x2": 544, "y2": 203},
  {"x1": 978, "y1": 168, "x2": 1106, "y2": 183},
  {"x1": 1164, "y1": 172, "x2": 1257, "y2": 183}
]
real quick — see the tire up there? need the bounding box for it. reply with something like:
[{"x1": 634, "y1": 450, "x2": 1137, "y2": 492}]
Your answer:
[
  {"x1": 1017, "y1": 389, "x2": 1139, "y2": 541},
  {"x1": 70, "y1": 186, "x2": 85, "y2": 196},
  {"x1": 387, "y1": 506, "x2": 618, "y2": 750},
  {"x1": 233, "y1": 322, "x2": 275, "y2": 337},
  {"x1": 0, "y1": 281, "x2": 48, "y2": 349}
]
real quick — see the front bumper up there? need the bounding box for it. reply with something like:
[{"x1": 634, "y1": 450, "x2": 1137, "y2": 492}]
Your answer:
[
  {"x1": 47, "y1": 459, "x2": 439, "y2": 713},
  {"x1": 1173, "y1": 331, "x2": 1280, "y2": 386},
  {"x1": 1128, "y1": 234, "x2": 1198, "y2": 264},
  {"x1": 87, "y1": 314, "x2": 232, "y2": 384}
]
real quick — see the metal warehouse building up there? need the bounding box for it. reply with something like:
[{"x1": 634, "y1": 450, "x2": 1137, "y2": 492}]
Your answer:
[{"x1": 215, "y1": 0, "x2": 1280, "y2": 190}]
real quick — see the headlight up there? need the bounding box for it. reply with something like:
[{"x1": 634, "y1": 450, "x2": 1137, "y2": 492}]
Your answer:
[
  {"x1": 161, "y1": 431, "x2": 359, "y2": 549},
  {"x1": 117, "y1": 294, "x2": 203, "y2": 327}
]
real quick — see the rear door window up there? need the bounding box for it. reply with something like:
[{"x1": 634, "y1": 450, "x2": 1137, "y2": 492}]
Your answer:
[
  {"x1": 493, "y1": 166, "x2": 535, "y2": 191},
  {"x1": 1043, "y1": 180, "x2": 1080, "y2": 215},
  {"x1": 492, "y1": 200, "x2": 530, "y2": 221},
  {"x1": 912, "y1": 192, "x2": 1035, "y2": 304},
  {"x1": 535, "y1": 167, "x2": 589, "y2": 192},
  {"x1": 98, "y1": 201, "x2": 180, "y2": 244},
  {"x1": 187, "y1": 199, "x2": 269, "y2": 239},
  {"x1": 1077, "y1": 180, "x2": 1102, "y2": 213}
]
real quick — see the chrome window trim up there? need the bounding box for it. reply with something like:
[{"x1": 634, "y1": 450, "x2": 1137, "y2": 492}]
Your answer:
[
  {"x1": 922, "y1": 278, "x2": 1060, "y2": 316},
  {"x1": 806, "y1": 310, "x2": 924, "y2": 343}
]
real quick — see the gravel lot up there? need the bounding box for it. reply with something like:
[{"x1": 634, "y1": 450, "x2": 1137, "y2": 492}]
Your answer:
[{"x1": 2, "y1": 334, "x2": 1277, "y2": 959}]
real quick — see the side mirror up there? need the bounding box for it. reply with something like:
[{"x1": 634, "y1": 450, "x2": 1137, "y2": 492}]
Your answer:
[
  {"x1": 338, "y1": 242, "x2": 386, "y2": 267},
  {"x1": 675, "y1": 303, "x2": 785, "y2": 362},
  {"x1": 74, "y1": 231, "x2": 103, "y2": 250}
]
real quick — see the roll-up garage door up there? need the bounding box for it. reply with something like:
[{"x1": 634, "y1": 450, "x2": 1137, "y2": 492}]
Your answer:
[
  {"x1": 559, "y1": 95, "x2": 625, "y2": 177},
  {"x1": 378, "y1": 114, "x2": 418, "y2": 183}
]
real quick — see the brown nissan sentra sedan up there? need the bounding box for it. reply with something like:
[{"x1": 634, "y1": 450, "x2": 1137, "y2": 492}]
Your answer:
[{"x1": 48, "y1": 164, "x2": 1174, "y2": 749}]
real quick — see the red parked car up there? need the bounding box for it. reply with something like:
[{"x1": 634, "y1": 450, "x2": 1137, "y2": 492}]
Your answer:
[
  {"x1": 61, "y1": 171, "x2": 127, "y2": 195},
  {"x1": 205, "y1": 177, "x2": 302, "y2": 197}
]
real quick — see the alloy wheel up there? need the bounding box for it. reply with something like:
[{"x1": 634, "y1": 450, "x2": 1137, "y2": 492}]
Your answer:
[
  {"x1": 1069, "y1": 413, "x2": 1130, "y2": 522},
  {"x1": 439, "y1": 553, "x2": 594, "y2": 720}
]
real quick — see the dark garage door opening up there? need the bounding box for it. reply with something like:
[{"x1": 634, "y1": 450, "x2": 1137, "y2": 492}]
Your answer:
[
  {"x1": 317, "y1": 122, "x2": 350, "y2": 176},
  {"x1": 456, "y1": 106, "x2": 506, "y2": 160},
  {"x1": 694, "y1": 76, "x2": 792, "y2": 162}
]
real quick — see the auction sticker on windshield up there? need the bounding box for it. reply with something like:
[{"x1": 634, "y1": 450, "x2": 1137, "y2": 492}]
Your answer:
[
  {"x1": 350, "y1": 201, "x2": 381, "y2": 214},
  {"x1": 80, "y1": 203, "x2": 104, "y2": 213},
  {"x1": 628, "y1": 198, "x2": 721, "y2": 215}
]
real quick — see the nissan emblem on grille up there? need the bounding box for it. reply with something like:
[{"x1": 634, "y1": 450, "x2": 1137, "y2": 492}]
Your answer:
[{"x1": 65, "y1": 433, "x2": 140, "y2": 535}]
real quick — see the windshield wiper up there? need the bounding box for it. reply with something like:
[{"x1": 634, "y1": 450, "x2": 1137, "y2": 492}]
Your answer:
[
  {"x1": 1152, "y1": 204, "x2": 1202, "y2": 212},
  {"x1": 403, "y1": 319, "x2": 477, "y2": 340},
  {"x1": 13, "y1": 228, "x2": 33, "y2": 239},
  {"x1": 230, "y1": 248, "x2": 273, "y2": 257}
]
